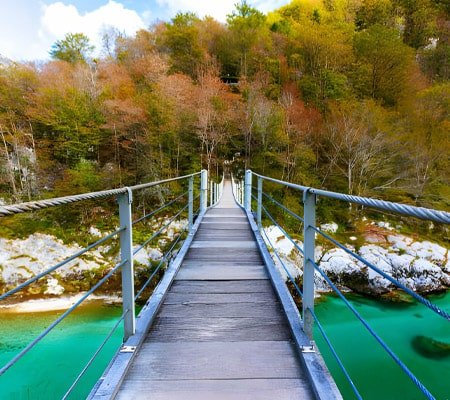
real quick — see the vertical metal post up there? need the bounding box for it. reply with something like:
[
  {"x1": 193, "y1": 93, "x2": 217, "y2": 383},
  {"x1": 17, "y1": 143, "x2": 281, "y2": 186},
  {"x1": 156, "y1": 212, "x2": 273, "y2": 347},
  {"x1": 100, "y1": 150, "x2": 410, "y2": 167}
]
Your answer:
[
  {"x1": 257, "y1": 177, "x2": 263, "y2": 229},
  {"x1": 188, "y1": 176, "x2": 194, "y2": 231},
  {"x1": 118, "y1": 188, "x2": 135, "y2": 341},
  {"x1": 244, "y1": 170, "x2": 252, "y2": 212},
  {"x1": 302, "y1": 189, "x2": 316, "y2": 340},
  {"x1": 210, "y1": 180, "x2": 213, "y2": 207},
  {"x1": 200, "y1": 169, "x2": 208, "y2": 213}
]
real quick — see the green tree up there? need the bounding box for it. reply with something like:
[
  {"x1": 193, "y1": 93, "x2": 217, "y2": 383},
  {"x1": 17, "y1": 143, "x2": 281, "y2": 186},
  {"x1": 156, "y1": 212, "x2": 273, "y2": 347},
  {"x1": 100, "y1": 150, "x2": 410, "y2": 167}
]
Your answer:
[
  {"x1": 50, "y1": 33, "x2": 94, "y2": 63},
  {"x1": 226, "y1": 0, "x2": 268, "y2": 77},
  {"x1": 355, "y1": 0, "x2": 394, "y2": 29},
  {"x1": 396, "y1": 0, "x2": 437, "y2": 48},
  {"x1": 163, "y1": 13, "x2": 205, "y2": 78},
  {"x1": 353, "y1": 25, "x2": 414, "y2": 105}
]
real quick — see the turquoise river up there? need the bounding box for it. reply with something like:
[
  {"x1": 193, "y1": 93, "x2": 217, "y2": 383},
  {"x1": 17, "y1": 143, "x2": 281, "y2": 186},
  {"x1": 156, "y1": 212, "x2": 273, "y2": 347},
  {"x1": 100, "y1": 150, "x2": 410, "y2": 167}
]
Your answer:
[{"x1": 0, "y1": 292, "x2": 448, "y2": 399}]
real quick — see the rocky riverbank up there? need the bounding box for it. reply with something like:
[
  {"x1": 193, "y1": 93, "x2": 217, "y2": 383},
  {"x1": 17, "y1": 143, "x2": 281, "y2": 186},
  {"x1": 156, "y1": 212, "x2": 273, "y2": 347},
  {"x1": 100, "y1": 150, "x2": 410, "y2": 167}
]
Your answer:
[
  {"x1": 0, "y1": 219, "x2": 186, "y2": 306},
  {"x1": 264, "y1": 224, "x2": 449, "y2": 296}
]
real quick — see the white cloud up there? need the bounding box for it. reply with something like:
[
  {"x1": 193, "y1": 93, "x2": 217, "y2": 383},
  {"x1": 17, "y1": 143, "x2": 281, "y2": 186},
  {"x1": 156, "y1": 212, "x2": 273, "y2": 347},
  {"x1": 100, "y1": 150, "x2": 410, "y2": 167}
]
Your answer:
[
  {"x1": 40, "y1": 1, "x2": 146, "y2": 56},
  {"x1": 156, "y1": 0, "x2": 290, "y2": 21},
  {"x1": 156, "y1": 0, "x2": 236, "y2": 22},
  {"x1": 0, "y1": 1, "x2": 146, "y2": 61}
]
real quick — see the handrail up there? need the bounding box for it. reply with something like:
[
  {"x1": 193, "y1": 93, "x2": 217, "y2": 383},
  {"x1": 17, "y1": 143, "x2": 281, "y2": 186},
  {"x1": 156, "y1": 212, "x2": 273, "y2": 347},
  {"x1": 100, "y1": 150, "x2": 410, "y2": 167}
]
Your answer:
[
  {"x1": 0, "y1": 259, "x2": 126, "y2": 376},
  {"x1": 0, "y1": 170, "x2": 206, "y2": 398},
  {"x1": 0, "y1": 173, "x2": 201, "y2": 218},
  {"x1": 252, "y1": 172, "x2": 450, "y2": 224},
  {"x1": 0, "y1": 228, "x2": 124, "y2": 301},
  {"x1": 244, "y1": 169, "x2": 448, "y2": 400}
]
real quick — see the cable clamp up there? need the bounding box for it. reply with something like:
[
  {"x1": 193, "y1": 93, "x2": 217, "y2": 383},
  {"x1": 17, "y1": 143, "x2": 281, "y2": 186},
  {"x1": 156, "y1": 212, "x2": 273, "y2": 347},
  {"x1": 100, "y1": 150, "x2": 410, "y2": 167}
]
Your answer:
[
  {"x1": 120, "y1": 346, "x2": 136, "y2": 353},
  {"x1": 300, "y1": 344, "x2": 315, "y2": 353}
]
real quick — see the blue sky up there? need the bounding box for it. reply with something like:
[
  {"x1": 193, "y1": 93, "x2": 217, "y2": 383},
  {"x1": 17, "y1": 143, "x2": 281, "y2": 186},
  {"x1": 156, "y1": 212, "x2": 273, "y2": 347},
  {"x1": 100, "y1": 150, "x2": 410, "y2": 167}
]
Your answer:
[{"x1": 0, "y1": 0, "x2": 290, "y2": 62}]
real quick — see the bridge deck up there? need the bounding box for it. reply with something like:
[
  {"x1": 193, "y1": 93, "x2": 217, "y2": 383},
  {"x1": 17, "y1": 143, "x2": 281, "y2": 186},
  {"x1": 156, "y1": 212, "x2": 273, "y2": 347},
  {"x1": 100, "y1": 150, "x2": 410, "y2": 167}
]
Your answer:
[{"x1": 114, "y1": 181, "x2": 315, "y2": 399}]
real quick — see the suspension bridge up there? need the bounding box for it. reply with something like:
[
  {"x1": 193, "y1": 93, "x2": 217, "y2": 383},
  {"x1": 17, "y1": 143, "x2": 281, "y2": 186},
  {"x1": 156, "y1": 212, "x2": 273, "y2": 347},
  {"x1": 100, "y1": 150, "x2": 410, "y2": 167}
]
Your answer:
[{"x1": 0, "y1": 170, "x2": 448, "y2": 400}]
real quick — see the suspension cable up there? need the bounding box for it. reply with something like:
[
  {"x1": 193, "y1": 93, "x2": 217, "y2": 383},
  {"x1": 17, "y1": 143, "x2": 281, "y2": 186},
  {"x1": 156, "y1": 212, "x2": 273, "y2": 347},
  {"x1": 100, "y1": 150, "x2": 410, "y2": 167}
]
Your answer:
[
  {"x1": 61, "y1": 309, "x2": 130, "y2": 400},
  {"x1": 0, "y1": 260, "x2": 125, "y2": 376},
  {"x1": 0, "y1": 228, "x2": 124, "y2": 302}
]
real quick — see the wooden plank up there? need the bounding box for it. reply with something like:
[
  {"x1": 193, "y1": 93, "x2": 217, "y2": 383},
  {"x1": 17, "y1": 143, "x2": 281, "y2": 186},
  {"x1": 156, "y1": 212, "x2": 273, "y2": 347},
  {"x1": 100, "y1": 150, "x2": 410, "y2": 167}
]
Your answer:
[
  {"x1": 88, "y1": 210, "x2": 208, "y2": 400},
  {"x1": 202, "y1": 217, "x2": 247, "y2": 223},
  {"x1": 190, "y1": 241, "x2": 257, "y2": 249},
  {"x1": 148, "y1": 316, "x2": 291, "y2": 341},
  {"x1": 185, "y1": 248, "x2": 262, "y2": 261},
  {"x1": 195, "y1": 224, "x2": 251, "y2": 230},
  {"x1": 193, "y1": 235, "x2": 255, "y2": 241},
  {"x1": 121, "y1": 341, "x2": 303, "y2": 380},
  {"x1": 175, "y1": 265, "x2": 267, "y2": 280},
  {"x1": 169, "y1": 280, "x2": 273, "y2": 294},
  {"x1": 116, "y1": 378, "x2": 313, "y2": 400},
  {"x1": 181, "y1": 261, "x2": 265, "y2": 266},
  {"x1": 164, "y1": 292, "x2": 277, "y2": 304},
  {"x1": 157, "y1": 302, "x2": 284, "y2": 318}
]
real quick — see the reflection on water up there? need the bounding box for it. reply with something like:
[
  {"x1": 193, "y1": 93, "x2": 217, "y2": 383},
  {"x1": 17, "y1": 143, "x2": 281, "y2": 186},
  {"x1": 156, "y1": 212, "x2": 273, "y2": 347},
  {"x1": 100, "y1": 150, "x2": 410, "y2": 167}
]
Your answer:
[
  {"x1": 314, "y1": 291, "x2": 450, "y2": 400},
  {"x1": 0, "y1": 301, "x2": 123, "y2": 400}
]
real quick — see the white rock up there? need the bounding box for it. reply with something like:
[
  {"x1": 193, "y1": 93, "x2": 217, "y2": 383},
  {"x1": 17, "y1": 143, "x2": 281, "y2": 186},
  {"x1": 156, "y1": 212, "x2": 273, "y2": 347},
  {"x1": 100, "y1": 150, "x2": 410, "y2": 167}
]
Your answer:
[
  {"x1": 387, "y1": 253, "x2": 415, "y2": 272},
  {"x1": 376, "y1": 221, "x2": 394, "y2": 231},
  {"x1": 350, "y1": 236, "x2": 357, "y2": 241},
  {"x1": 89, "y1": 227, "x2": 102, "y2": 237},
  {"x1": 320, "y1": 222, "x2": 338, "y2": 233},
  {"x1": 358, "y1": 245, "x2": 393, "y2": 289},
  {"x1": 44, "y1": 277, "x2": 64, "y2": 295},
  {"x1": 0, "y1": 233, "x2": 109, "y2": 285},
  {"x1": 407, "y1": 241, "x2": 447, "y2": 264}
]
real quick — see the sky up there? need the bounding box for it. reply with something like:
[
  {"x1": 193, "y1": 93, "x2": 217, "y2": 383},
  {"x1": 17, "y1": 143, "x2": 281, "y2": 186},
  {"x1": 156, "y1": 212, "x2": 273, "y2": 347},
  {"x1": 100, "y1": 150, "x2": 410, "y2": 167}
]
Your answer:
[{"x1": 0, "y1": 0, "x2": 290, "y2": 62}]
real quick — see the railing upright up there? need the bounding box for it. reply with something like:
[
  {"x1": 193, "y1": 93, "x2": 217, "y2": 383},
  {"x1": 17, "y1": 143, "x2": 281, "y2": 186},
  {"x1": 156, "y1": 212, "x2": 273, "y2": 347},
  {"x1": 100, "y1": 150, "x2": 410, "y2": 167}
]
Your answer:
[
  {"x1": 244, "y1": 170, "x2": 252, "y2": 211},
  {"x1": 188, "y1": 176, "x2": 194, "y2": 231},
  {"x1": 200, "y1": 169, "x2": 208, "y2": 213},
  {"x1": 118, "y1": 188, "x2": 136, "y2": 340},
  {"x1": 210, "y1": 180, "x2": 213, "y2": 207},
  {"x1": 257, "y1": 177, "x2": 263, "y2": 229},
  {"x1": 302, "y1": 189, "x2": 316, "y2": 341}
]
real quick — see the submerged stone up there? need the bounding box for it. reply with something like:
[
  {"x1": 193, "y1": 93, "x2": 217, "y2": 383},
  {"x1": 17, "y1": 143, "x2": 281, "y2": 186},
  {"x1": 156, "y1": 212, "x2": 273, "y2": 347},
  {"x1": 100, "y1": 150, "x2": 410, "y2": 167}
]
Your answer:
[{"x1": 411, "y1": 335, "x2": 450, "y2": 359}]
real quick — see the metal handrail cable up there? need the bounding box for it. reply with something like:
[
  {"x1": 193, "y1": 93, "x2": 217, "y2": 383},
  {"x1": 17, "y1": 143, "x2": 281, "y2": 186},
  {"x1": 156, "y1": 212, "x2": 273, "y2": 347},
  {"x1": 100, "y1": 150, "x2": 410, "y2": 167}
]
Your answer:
[
  {"x1": 311, "y1": 226, "x2": 450, "y2": 320},
  {"x1": 261, "y1": 191, "x2": 305, "y2": 223},
  {"x1": 312, "y1": 259, "x2": 436, "y2": 400},
  {"x1": 307, "y1": 308, "x2": 363, "y2": 400},
  {"x1": 0, "y1": 259, "x2": 126, "y2": 376},
  {"x1": 133, "y1": 203, "x2": 189, "y2": 256},
  {"x1": 129, "y1": 172, "x2": 201, "y2": 192},
  {"x1": 258, "y1": 202, "x2": 368, "y2": 400},
  {"x1": 259, "y1": 201, "x2": 304, "y2": 255},
  {"x1": 0, "y1": 173, "x2": 200, "y2": 217},
  {"x1": 259, "y1": 217, "x2": 303, "y2": 298},
  {"x1": 0, "y1": 228, "x2": 124, "y2": 302},
  {"x1": 252, "y1": 172, "x2": 450, "y2": 224},
  {"x1": 62, "y1": 309, "x2": 130, "y2": 400},
  {"x1": 132, "y1": 191, "x2": 188, "y2": 225},
  {"x1": 134, "y1": 223, "x2": 189, "y2": 301}
]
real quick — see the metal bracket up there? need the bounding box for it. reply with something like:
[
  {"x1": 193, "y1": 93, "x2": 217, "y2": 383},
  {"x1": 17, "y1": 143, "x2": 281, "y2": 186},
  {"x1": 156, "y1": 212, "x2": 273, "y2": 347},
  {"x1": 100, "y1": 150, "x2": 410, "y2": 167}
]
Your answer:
[
  {"x1": 120, "y1": 345, "x2": 136, "y2": 353},
  {"x1": 300, "y1": 344, "x2": 315, "y2": 353}
]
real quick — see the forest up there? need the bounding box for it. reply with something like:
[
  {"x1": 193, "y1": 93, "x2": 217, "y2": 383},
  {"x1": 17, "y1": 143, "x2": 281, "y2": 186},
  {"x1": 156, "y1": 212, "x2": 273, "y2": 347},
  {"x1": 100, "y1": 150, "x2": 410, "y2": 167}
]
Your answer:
[{"x1": 0, "y1": 0, "x2": 448, "y2": 230}]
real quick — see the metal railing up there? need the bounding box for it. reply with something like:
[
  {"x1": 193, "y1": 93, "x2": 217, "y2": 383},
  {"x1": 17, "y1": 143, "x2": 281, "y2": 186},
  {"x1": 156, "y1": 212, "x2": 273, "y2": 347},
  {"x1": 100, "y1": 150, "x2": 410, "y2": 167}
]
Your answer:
[
  {"x1": 234, "y1": 169, "x2": 450, "y2": 400},
  {"x1": 209, "y1": 175, "x2": 225, "y2": 207},
  {"x1": 231, "y1": 175, "x2": 244, "y2": 206},
  {"x1": 0, "y1": 169, "x2": 217, "y2": 398}
]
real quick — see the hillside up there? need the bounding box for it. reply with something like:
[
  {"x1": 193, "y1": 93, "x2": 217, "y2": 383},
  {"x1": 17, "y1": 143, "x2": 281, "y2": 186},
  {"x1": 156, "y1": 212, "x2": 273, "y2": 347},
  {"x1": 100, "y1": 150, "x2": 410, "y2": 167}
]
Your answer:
[{"x1": 0, "y1": 0, "x2": 448, "y2": 238}]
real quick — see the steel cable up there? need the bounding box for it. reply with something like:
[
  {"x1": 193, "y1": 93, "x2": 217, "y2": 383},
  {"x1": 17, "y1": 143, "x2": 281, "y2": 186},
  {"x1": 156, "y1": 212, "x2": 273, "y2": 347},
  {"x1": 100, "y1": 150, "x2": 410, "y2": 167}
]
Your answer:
[
  {"x1": 0, "y1": 260, "x2": 125, "y2": 376},
  {"x1": 0, "y1": 228, "x2": 124, "y2": 301},
  {"x1": 312, "y1": 260, "x2": 436, "y2": 400},
  {"x1": 61, "y1": 309, "x2": 130, "y2": 400},
  {"x1": 312, "y1": 226, "x2": 450, "y2": 320}
]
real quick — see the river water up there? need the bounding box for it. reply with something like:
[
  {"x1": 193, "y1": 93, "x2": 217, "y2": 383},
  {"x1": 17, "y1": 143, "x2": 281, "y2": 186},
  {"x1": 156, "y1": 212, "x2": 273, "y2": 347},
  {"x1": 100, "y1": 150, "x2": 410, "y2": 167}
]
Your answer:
[{"x1": 0, "y1": 293, "x2": 448, "y2": 399}]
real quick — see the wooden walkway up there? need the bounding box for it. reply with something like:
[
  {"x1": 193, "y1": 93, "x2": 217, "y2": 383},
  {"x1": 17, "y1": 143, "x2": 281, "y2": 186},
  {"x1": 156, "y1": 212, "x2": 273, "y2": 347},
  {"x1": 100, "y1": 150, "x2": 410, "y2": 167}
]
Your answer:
[{"x1": 114, "y1": 181, "x2": 315, "y2": 399}]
